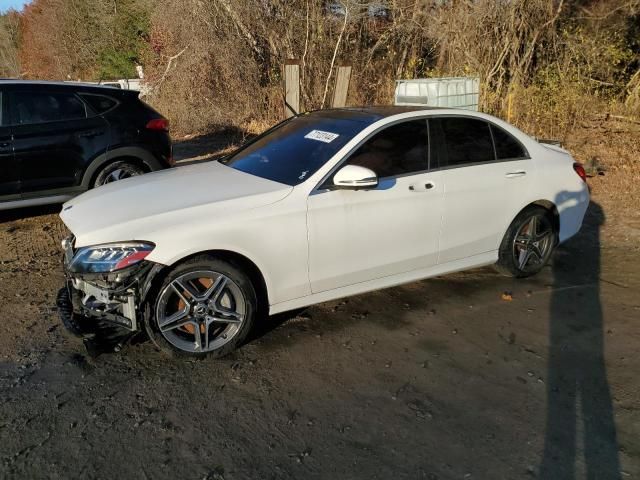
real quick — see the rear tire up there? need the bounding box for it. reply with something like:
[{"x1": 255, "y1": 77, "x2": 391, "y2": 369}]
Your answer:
[
  {"x1": 143, "y1": 255, "x2": 257, "y2": 359},
  {"x1": 496, "y1": 206, "x2": 557, "y2": 278},
  {"x1": 92, "y1": 160, "x2": 145, "y2": 188}
]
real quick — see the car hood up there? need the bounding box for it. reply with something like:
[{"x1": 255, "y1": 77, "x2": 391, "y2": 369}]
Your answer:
[{"x1": 61, "y1": 161, "x2": 292, "y2": 247}]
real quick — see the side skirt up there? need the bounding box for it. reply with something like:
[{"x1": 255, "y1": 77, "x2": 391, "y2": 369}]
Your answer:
[
  {"x1": 0, "y1": 194, "x2": 75, "y2": 211},
  {"x1": 269, "y1": 250, "x2": 499, "y2": 315}
]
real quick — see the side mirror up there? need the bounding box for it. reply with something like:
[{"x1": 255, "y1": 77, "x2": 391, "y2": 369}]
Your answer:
[{"x1": 332, "y1": 164, "x2": 378, "y2": 190}]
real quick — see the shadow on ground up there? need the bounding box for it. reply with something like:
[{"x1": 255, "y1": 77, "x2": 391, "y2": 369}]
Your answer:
[
  {"x1": 541, "y1": 200, "x2": 621, "y2": 479},
  {"x1": 0, "y1": 204, "x2": 61, "y2": 224}
]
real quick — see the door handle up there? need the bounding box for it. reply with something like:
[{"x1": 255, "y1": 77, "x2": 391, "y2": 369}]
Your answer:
[
  {"x1": 409, "y1": 182, "x2": 436, "y2": 192},
  {"x1": 505, "y1": 171, "x2": 527, "y2": 178},
  {"x1": 0, "y1": 142, "x2": 10, "y2": 148}
]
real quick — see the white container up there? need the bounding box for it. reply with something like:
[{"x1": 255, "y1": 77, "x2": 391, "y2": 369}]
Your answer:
[{"x1": 394, "y1": 77, "x2": 480, "y2": 111}]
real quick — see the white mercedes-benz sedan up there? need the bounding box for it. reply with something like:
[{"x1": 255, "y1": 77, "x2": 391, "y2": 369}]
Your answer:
[{"x1": 57, "y1": 107, "x2": 590, "y2": 357}]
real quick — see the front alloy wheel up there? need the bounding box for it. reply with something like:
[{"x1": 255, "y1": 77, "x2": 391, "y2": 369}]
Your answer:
[{"x1": 145, "y1": 256, "x2": 257, "y2": 358}]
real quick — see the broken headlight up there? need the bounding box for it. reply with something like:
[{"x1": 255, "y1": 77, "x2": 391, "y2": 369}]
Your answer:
[{"x1": 68, "y1": 242, "x2": 155, "y2": 274}]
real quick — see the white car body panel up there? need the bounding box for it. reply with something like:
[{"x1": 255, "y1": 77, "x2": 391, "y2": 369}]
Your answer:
[
  {"x1": 61, "y1": 161, "x2": 293, "y2": 246},
  {"x1": 60, "y1": 108, "x2": 589, "y2": 315},
  {"x1": 270, "y1": 250, "x2": 497, "y2": 315},
  {"x1": 438, "y1": 158, "x2": 534, "y2": 264},
  {"x1": 307, "y1": 171, "x2": 444, "y2": 293}
]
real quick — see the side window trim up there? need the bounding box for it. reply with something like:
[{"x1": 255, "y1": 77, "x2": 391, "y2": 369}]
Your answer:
[
  {"x1": 2, "y1": 90, "x2": 16, "y2": 127},
  {"x1": 78, "y1": 95, "x2": 88, "y2": 119},
  {"x1": 313, "y1": 117, "x2": 430, "y2": 193},
  {"x1": 488, "y1": 121, "x2": 499, "y2": 161},
  {"x1": 430, "y1": 114, "x2": 531, "y2": 171},
  {"x1": 428, "y1": 117, "x2": 447, "y2": 171},
  {"x1": 426, "y1": 118, "x2": 432, "y2": 170}
]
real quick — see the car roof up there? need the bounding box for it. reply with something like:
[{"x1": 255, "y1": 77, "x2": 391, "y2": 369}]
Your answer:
[
  {"x1": 0, "y1": 79, "x2": 135, "y2": 96},
  {"x1": 0, "y1": 79, "x2": 118, "y2": 88},
  {"x1": 304, "y1": 106, "x2": 443, "y2": 124}
]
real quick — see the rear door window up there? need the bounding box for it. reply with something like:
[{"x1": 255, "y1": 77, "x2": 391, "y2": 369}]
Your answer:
[
  {"x1": 435, "y1": 117, "x2": 495, "y2": 167},
  {"x1": 11, "y1": 91, "x2": 87, "y2": 125}
]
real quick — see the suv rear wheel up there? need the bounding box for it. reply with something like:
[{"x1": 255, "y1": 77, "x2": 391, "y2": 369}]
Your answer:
[{"x1": 93, "y1": 160, "x2": 145, "y2": 188}]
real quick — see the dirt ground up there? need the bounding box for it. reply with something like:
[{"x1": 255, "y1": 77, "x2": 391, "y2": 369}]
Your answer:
[{"x1": 0, "y1": 133, "x2": 639, "y2": 479}]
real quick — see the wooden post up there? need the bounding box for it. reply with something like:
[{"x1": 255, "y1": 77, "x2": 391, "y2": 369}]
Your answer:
[
  {"x1": 284, "y1": 59, "x2": 301, "y2": 118},
  {"x1": 507, "y1": 92, "x2": 514, "y2": 123},
  {"x1": 331, "y1": 65, "x2": 352, "y2": 108}
]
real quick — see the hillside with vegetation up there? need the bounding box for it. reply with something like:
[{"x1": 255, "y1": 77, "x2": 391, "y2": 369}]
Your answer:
[{"x1": 0, "y1": 0, "x2": 638, "y2": 141}]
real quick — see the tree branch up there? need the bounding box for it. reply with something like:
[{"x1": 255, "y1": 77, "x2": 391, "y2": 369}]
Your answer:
[
  {"x1": 321, "y1": 2, "x2": 349, "y2": 109},
  {"x1": 155, "y1": 46, "x2": 188, "y2": 89}
]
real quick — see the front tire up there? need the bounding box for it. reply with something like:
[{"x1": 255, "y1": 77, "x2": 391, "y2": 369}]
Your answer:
[
  {"x1": 496, "y1": 206, "x2": 557, "y2": 278},
  {"x1": 56, "y1": 286, "x2": 96, "y2": 337},
  {"x1": 143, "y1": 255, "x2": 257, "y2": 358}
]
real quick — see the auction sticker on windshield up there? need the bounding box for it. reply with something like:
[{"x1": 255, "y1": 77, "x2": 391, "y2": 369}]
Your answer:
[{"x1": 304, "y1": 130, "x2": 340, "y2": 143}]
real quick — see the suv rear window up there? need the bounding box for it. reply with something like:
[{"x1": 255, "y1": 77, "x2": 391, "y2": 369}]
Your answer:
[
  {"x1": 12, "y1": 91, "x2": 87, "y2": 125},
  {"x1": 80, "y1": 94, "x2": 118, "y2": 114}
]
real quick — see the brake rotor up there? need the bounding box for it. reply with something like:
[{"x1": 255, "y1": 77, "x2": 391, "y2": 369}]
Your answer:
[{"x1": 178, "y1": 277, "x2": 214, "y2": 335}]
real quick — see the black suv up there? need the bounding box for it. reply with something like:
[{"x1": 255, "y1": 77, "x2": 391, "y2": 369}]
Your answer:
[{"x1": 0, "y1": 80, "x2": 172, "y2": 211}]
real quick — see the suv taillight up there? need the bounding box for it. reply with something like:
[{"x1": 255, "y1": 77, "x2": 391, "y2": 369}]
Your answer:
[
  {"x1": 146, "y1": 118, "x2": 169, "y2": 132},
  {"x1": 573, "y1": 163, "x2": 587, "y2": 182}
]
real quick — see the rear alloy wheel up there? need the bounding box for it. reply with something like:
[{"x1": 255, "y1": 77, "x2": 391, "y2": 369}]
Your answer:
[
  {"x1": 496, "y1": 207, "x2": 557, "y2": 277},
  {"x1": 93, "y1": 161, "x2": 145, "y2": 188},
  {"x1": 144, "y1": 256, "x2": 257, "y2": 358}
]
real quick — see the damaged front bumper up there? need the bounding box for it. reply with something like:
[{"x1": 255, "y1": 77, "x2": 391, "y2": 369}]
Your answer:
[{"x1": 57, "y1": 236, "x2": 162, "y2": 335}]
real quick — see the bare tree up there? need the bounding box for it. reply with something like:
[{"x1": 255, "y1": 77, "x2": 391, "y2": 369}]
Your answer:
[{"x1": 0, "y1": 11, "x2": 20, "y2": 77}]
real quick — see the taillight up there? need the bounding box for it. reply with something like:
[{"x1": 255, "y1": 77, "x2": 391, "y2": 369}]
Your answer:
[
  {"x1": 573, "y1": 163, "x2": 587, "y2": 182},
  {"x1": 146, "y1": 118, "x2": 169, "y2": 132}
]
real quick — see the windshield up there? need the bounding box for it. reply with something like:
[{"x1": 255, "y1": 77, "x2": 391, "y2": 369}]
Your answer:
[{"x1": 225, "y1": 115, "x2": 365, "y2": 185}]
